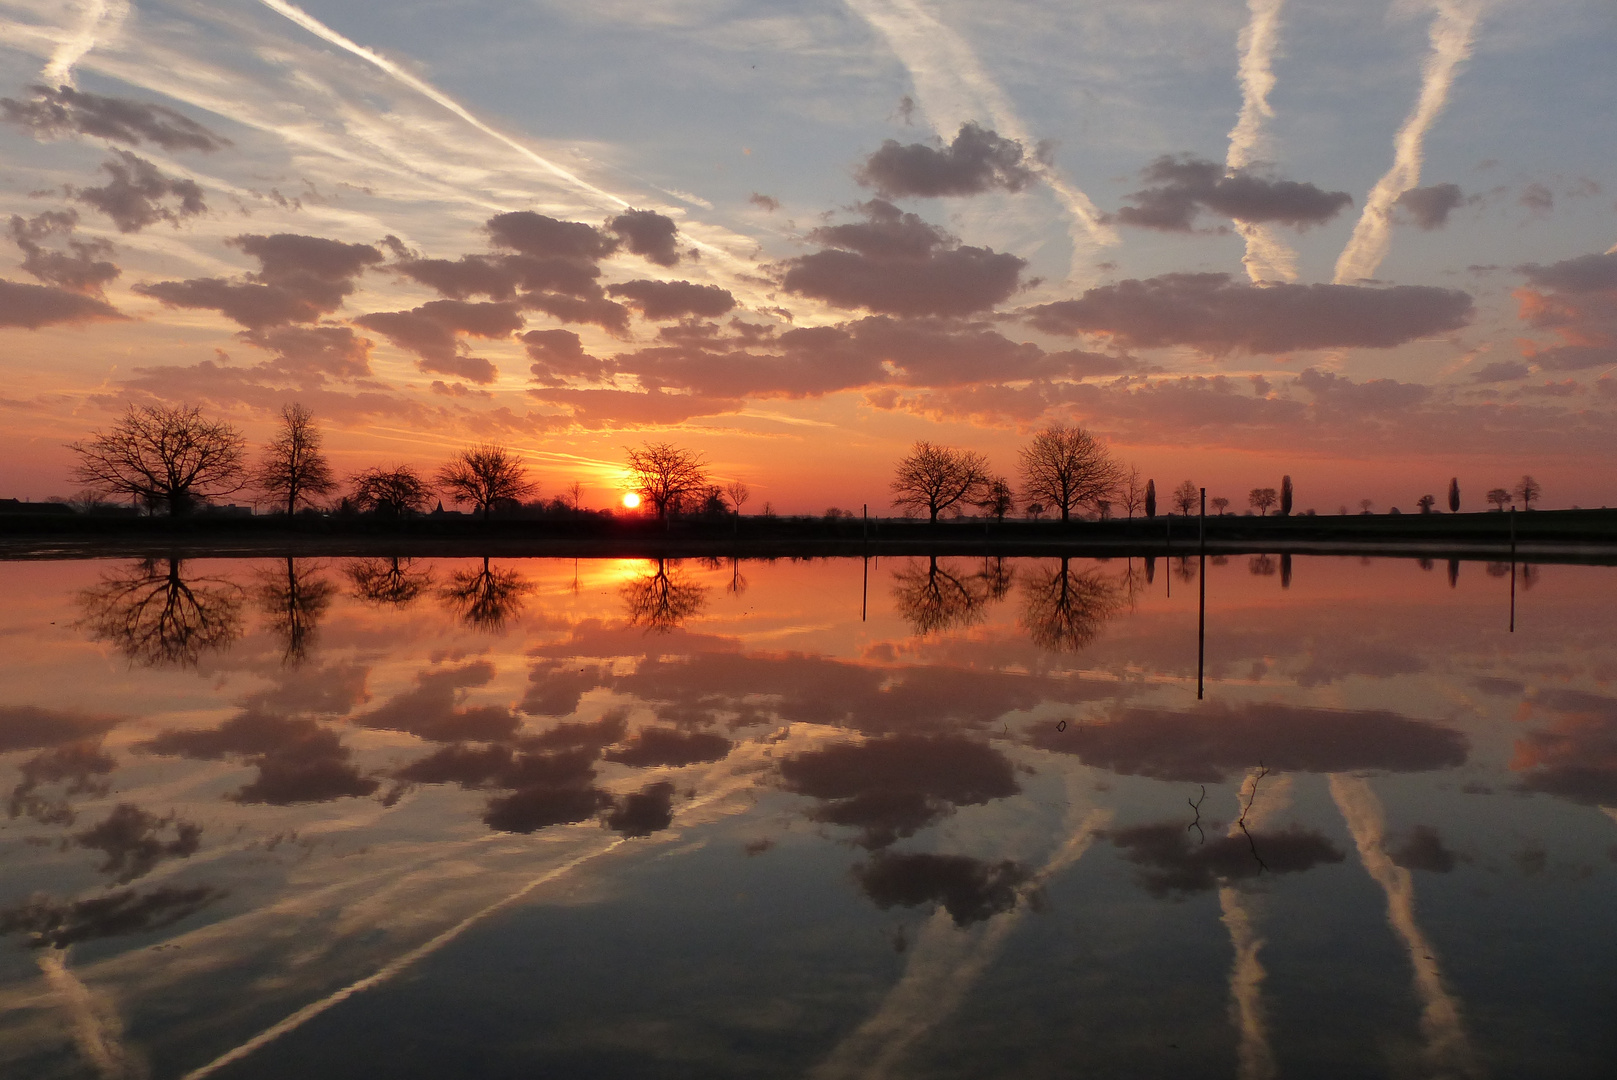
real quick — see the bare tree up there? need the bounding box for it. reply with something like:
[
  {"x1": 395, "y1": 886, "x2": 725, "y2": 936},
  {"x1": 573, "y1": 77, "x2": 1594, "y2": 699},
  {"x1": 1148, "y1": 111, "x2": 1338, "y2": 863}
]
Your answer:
[
  {"x1": 1359, "y1": 498, "x2": 1375, "y2": 515},
  {"x1": 69, "y1": 404, "x2": 247, "y2": 516},
  {"x1": 1019, "y1": 558, "x2": 1124, "y2": 652},
  {"x1": 1448, "y1": 477, "x2": 1460, "y2": 513},
  {"x1": 437, "y1": 444, "x2": 536, "y2": 520},
  {"x1": 76, "y1": 558, "x2": 244, "y2": 668},
  {"x1": 1512, "y1": 475, "x2": 1541, "y2": 510},
  {"x1": 345, "y1": 557, "x2": 432, "y2": 607},
  {"x1": 1172, "y1": 480, "x2": 1199, "y2": 515},
  {"x1": 1026, "y1": 502, "x2": 1045, "y2": 521},
  {"x1": 891, "y1": 556, "x2": 990, "y2": 635},
  {"x1": 252, "y1": 403, "x2": 335, "y2": 516},
  {"x1": 1211, "y1": 496, "x2": 1230, "y2": 516},
  {"x1": 1118, "y1": 467, "x2": 1145, "y2": 519},
  {"x1": 1486, "y1": 487, "x2": 1511, "y2": 511},
  {"x1": 350, "y1": 466, "x2": 431, "y2": 516},
  {"x1": 1248, "y1": 487, "x2": 1278, "y2": 516},
  {"x1": 891, "y1": 441, "x2": 990, "y2": 523},
  {"x1": 621, "y1": 558, "x2": 707, "y2": 632},
  {"x1": 626, "y1": 442, "x2": 708, "y2": 523},
  {"x1": 565, "y1": 481, "x2": 584, "y2": 513},
  {"x1": 1417, "y1": 494, "x2": 1437, "y2": 514},
  {"x1": 977, "y1": 477, "x2": 1014, "y2": 522},
  {"x1": 724, "y1": 480, "x2": 751, "y2": 517},
  {"x1": 439, "y1": 558, "x2": 532, "y2": 630},
  {"x1": 254, "y1": 558, "x2": 335, "y2": 665},
  {"x1": 1017, "y1": 423, "x2": 1121, "y2": 524}
]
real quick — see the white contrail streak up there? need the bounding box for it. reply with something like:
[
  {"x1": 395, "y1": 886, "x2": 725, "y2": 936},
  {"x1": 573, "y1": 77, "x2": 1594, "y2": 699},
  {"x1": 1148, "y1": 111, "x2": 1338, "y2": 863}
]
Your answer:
[
  {"x1": 38, "y1": 949, "x2": 145, "y2": 1079},
  {"x1": 41, "y1": 0, "x2": 130, "y2": 87},
  {"x1": 1329, "y1": 774, "x2": 1481, "y2": 1078},
  {"x1": 1226, "y1": 0, "x2": 1296, "y2": 283},
  {"x1": 1333, "y1": 0, "x2": 1482, "y2": 283},
  {"x1": 844, "y1": 0, "x2": 1117, "y2": 283},
  {"x1": 1218, "y1": 769, "x2": 1291, "y2": 1080},
  {"x1": 256, "y1": 0, "x2": 628, "y2": 213}
]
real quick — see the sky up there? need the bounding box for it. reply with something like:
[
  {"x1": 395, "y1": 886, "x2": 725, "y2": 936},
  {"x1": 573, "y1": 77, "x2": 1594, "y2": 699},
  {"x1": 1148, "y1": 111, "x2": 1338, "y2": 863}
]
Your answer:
[{"x1": 0, "y1": 0, "x2": 1614, "y2": 513}]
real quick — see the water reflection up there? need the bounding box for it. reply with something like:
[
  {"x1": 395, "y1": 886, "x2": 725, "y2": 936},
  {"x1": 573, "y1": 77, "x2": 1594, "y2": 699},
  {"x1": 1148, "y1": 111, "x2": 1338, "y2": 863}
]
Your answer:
[
  {"x1": 1018, "y1": 557, "x2": 1125, "y2": 652},
  {"x1": 620, "y1": 557, "x2": 707, "y2": 631},
  {"x1": 891, "y1": 556, "x2": 990, "y2": 635},
  {"x1": 439, "y1": 557, "x2": 532, "y2": 630},
  {"x1": 344, "y1": 555, "x2": 433, "y2": 607},
  {"x1": 255, "y1": 557, "x2": 335, "y2": 664},
  {"x1": 76, "y1": 557, "x2": 243, "y2": 668}
]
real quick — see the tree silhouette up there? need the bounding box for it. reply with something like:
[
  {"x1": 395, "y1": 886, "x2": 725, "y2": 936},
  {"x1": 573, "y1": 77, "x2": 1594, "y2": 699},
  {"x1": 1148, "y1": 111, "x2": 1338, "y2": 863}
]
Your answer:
[
  {"x1": 1144, "y1": 478, "x2": 1157, "y2": 518},
  {"x1": 1118, "y1": 467, "x2": 1145, "y2": 518},
  {"x1": 1017, "y1": 423, "x2": 1121, "y2": 523},
  {"x1": 1359, "y1": 498, "x2": 1375, "y2": 515},
  {"x1": 977, "y1": 477, "x2": 1014, "y2": 522},
  {"x1": 77, "y1": 559, "x2": 244, "y2": 668},
  {"x1": 892, "y1": 441, "x2": 990, "y2": 523},
  {"x1": 621, "y1": 558, "x2": 708, "y2": 632},
  {"x1": 1249, "y1": 554, "x2": 1276, "y2": 576},
  {"x1": 1026, "y1": 502, "x2": 1045, "y2": 521},
  {"x1": 1486, "y1": 487, "x2": 1511, "y2": 511},
  {"x1": 254, "y1": 558, "x2": 335, "y2": 665},
  {"x1": 1018, "y1": 559, "x2": 1124, "y2": 652},
  {"x1": 1448, "y1": 477, "x2": 1460, "y2": 513},
  {"x1": 1417, "y1": 494, "x2": 1437, "y2": 514},
  {"x1": 1279, "y1": 475, "x2": 1293, "y2": 517},
  {"x1": 1172, "y1": 480, "x2": 1199, "y2": 515},
  {"x1": 1248, "y1": 487, "x2": 1278, "y2": 516},
  {"x1": 439, "y1": 558, "x2": 532, "y2": 630},
  {"x1": 252, "y1": 403, "x2": 335, "y2": 516},
  {"x1": 70, "y1": 404, "x2": 247, "y2": 516},
  {"x1": 1512, "y1": 475, "x2": 1542, "y2": 510},
  {"x1": 437, "y1": 444, "x2": 536, "y2": 519},
  {"x1": 626, "y1": 442, "x2": 708, "y2": 523},
  {"x1": 1211, "y1": 496, "x2": 1230, "y2": 516},
  {"x1": 978, "y1": 556, "x2": 1016, "y2": 601},
  {"x1": 345, "y1": 557, "x2": 432, "y2": 607},
  {"x1": 891, "y1": 556, "x2": 990, "y2": 635},
  {"x1": 350, "y1": 466, "x2": 431, "y2": 516},
  {"x1": 724, "y1": 480, "x2": 751, "y2": 518}
]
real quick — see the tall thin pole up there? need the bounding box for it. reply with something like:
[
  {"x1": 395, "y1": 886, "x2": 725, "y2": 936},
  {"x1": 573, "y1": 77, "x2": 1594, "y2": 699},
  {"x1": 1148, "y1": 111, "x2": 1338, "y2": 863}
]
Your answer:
[
  {"x1": 1198, "y1": 549, "x2": 1206, "y2": 700},
  {"x1": 862, "y1": 554, "x2": 868, "y2": 622},
  {"x1": 1509, "y1": 506, "x2": 1517, "y2": 633}
]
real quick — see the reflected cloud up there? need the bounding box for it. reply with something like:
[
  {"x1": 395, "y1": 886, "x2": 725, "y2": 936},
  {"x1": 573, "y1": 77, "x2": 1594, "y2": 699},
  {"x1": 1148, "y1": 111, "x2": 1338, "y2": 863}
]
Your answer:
[
  {"x1": 141, "y1": 711, "x2": 377, "y2": 805},
  {"x1": 344, "y1": 556, "x2": 434, "y2": 607},
  {"x1": 439, "y1": 558, "x2": 532, "y2": 631},
  {"x1": 604, "y1": 727, "x2": 731, "y2": 768},
  {"x1": 1107, "y1": 821, "x2": 1344, "y2": 897},
  {"x1": 604, "y1": 780, "x2": 676, "y2": 837},
  {"x1": 1018, "y1": 557, "x2": 1125, "y2": 653},
  {"x1": 1511, "y1": 688, "x2": 1617, "y2": 805},
  {"x1": 254, "y1": 557, "x2": 336, "y2": 665},
  {"x1": 7, "y1": 740, "x2": 116, "y2": 825},
  {"x1": 354, "y1": 661, "x2": 518, "y2": 742},
  {"x1": 620, "y1": 558, "x2": 707, "y2": 632},
  {"x1": 72, "y1": 803, "x2": 201, "y2": 884},
  {"x1": 76, "y1": 558, "x2": 244, "y2": 668},
  {"x1": 853, "y1": 851, "x2": 1031, "y2": 926},
  {"x1": 0, "y1": 885, "x2": 224, "y2": 949}
]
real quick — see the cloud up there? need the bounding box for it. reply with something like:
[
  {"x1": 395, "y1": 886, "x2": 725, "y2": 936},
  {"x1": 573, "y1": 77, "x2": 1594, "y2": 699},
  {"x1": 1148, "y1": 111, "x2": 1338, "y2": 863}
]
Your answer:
[
  {"x1": 354, "y1": 300, "x2": 523, "y2": 383},
  {"x1": 70, "y1": 149, "x2": 205, "y2": 232},
  {"x1": 1388, "y1": 825, "x2": 1457, "y2": 873},
  {"x1": 0, "y1": 706, "x2": 121, "y2": 752},
  {"x1": 0, "y1": 885, "x2": 225, "y2": 949},
  {"x1": 1114, "y1": 155, "x2": 1352, "y2": 232},
  {"x1": 0, "y1": 84, "x2": 229, "y2": 151},
  {"x1": 1295, "y1": 367, "x2": 1431, "y2": 413},
  {"x1": 353, "y1": 662, "x2": 520, "y2": 742},
  {"x1": 140, "y1": 710, "x2": 377, "y2": 804},
  {"x1": 8, "y1": 210, "x2": 119, "y2": 294},
  {"x1": 8, "y1": 742, "x2": 116, "y2": 825},
  {"x1": 605, "y1": 279, "x2": 736, "y2": 321},
  {"x1": 607, "y1": 209, "x2": 682, "y2": 267},
  {"x1": 603, "y1": 780, "x2": 675, "y2": 837},
  {"x1": 857, "y1": 122, "x2": 1039, "y2": 198},
  {"x1": 237, "y1": 325, "x2": 374, "y2": 381},
  {"x1": 1026, "y1": 273, "x2": 1473, "y2": 353},
  {"x1": 1106, "y1": 822, "x2": 1344, "y2": 897},
  {"x1": 1031, "y1": 701, "x2": 1468, "y2": 783},
  {"x1": 853, "y1": 851, "x2": 1030, "y2": 926},
  {"x1": 603, "y1": 727, "x2": 732, "y2": 768},
  {"x1": 72, "y1": 803, "x2": 202, "y2": 884},
  {"x1": 1470, "y1": 359, "x2": 1530, "y2": 383},
  {"x1": 782, "y1": 200, "x2": 1025, "y2": 318},
  {"x1": 0, "y1": 278, "x2": 125, "y2": 328},
  {"x1": 394, "y1": 252, "x2": 602, "y2": 301},
  {"x1": 749, "y1": 193, "x2": 780, "y2": 212},
  {"x1": 1519, "y1": 182, "x2": 1553, "y2": 214},
  {"x1": 1396, "y1": 183, "x2": 1465, "y2": 229},
  {"x1": 521, "y1": 329, "x2": 608, "y2": 385},
  {"x1": 526, "y1": 387, "x2": 745, "y2": 428},
  {"x1": 1510, "y1": 688, "x2": 1617, "y2": 805},
  {"x1": 1519, "y1": 251, "x2": 1617, "y2": 294},
  {"x1": 1513, "y1": 251, "x2": 1617, "y2": 374}
]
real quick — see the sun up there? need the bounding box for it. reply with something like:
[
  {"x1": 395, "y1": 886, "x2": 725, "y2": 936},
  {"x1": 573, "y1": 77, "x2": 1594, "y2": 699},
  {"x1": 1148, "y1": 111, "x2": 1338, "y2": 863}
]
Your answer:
[{"x1": 621, "y1": 492, "x2": 641, "y2": 510}]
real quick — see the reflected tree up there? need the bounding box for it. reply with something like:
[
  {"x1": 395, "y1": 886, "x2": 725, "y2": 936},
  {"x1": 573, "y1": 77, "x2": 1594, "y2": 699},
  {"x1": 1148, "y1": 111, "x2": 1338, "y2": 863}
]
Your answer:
[
  {"x1": 255, "y1": 558, "x2": 335, "y2": 664},
  {"x1": 439, "y1": 558, "x2": 533, "y2": 631},
  {"x1": 77, "y1": 559, "x2": 244, "y2": 668},
  {"x1": 621, "y1": 558, "x2": 708, "y2": 632},
  {"x1": 1018, "y1": 558, "x2": 1124, "y2": 652},
  {"x1": 891, "y1": 556, "x2": 990, "y2": 635},
  {"x1": 1173, "y1": 556, "x2": 1199, "y2": 583},
  {"x1": 978, "y1": 556, "x2": 1015, "y2": 602},
  {"x1": 726, "y1": 557, "x2": 748, "y2": 597},
  {"x1": 345, "y1": 556, "x2": 433, "y2": 607}
]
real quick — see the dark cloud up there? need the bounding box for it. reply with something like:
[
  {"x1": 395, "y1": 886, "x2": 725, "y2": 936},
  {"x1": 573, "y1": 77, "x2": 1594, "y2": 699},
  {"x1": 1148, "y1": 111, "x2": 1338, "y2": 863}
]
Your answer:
[
  {"x1": 134, "y1": 232, "x2": 382, "y2": 329},
  {"x1": 0, "y1": 278, "x2": 125, "y2": 328},
  {"x1": 1388, "y1": 825, "x2": 1456, "y2": 873},
  {"x1": 487, "y1": 211, "x2": 618, "y2": 261},
  {"x1": 1519, "y1": 252, "x2": 1617, "y2": 294},
  {"x1": 782, "y1": 200, "x2": 1025, "y2": 317},
  {"x1": 70, "y1": 149, "x2": 206, "y2": 232},
  {"x1": 606, "y1": 279, "x2": 736, "y2": 320},
  {"x1": 854, "y1": 851, "x2": 1030, "y2": 926},
  {"x1": 1471, "y1": 359, "x2": 1531, "y2": 383},
  {"x1": 520, "y1": 291, "x2": 631, "y2": 335},
  {"x1": 1106, "y1": 822, "x2": 1344, "y2": 897},
  {"x1": 8, "y1": 742, "x2": 116, "y2": 825},
  {"x1": 1513, "y1": 252, "x2": 1617, "y2": 377},
  {"x1": 0, "y1": 84, "x2": 229, "y2": 152},
  {"x1": 779, "y1": 734, "x2": 1018, "y2": 848},
  {"x1": 394, "y1": 252, "x2": 603, "y2": 302},
  {"x1": 521, "y1": 329, "x2": 609, "y2": 385},
  {"x1": 1295, "y1": 367, "x2": 1431, "y2": 413},
  {"x1": 354, "y1": 300, "x2": 522, "y2": 384},
  {"x1": 525, "y1": 710, "x2": 629, "y2": 751},
  {"x1": 483, "y1": 782, "x2": 608, "y2": 833},
  {"x1": 857, "y1": 122, "x2": 1039, "y2": 199},
  {"x1": 1027, "y1": 272, "x2": 1473, "y2": 353},
  {"x1": 141, "y1": 711, "x2": 377, "y2": 805},
  {"x1": 72, "y1": 803, "x2": 202, "y2": 884},
  {"x1": 353, "y1": 661, "x2": 520, "y2": 742},
  {"x1": 1396, "y1": 183, "x2": 1466, "y2": 229},
  {"x1": 238, "y1": 325, "x2": 374, "y2": 381},
  {"x1": 527, "y1": 386, "x2": 745, "y2": 428},
  {"x1": 604, "y1": 780, "x2": 676, "y2": 837},
  {"x1": 1511, "y1": 688, "x2": 1617, "y2": 805},
  {"x1": 604, "y1": 727, "x2": 732, "y2": 768},
  {"x1": 749, "y1": 193, "x2": 781, "y2": 212},
  {"x1": 1031, "y1": 701, "x2": 1468, "y2": 783},
  {"x1": 1115, "y1": 155, "x2": 1352, "y2": 231},
  {"x1": 8, "y1": 210, "x2": 119, "y2": 294},
  {"x1": 607, "y1": 209, "x2": 682, "y2": 267},
  {"x1": 0, "y1": 885, "x2": 225, "y2": 949},
  {"x1": 0, "y1": 705, "x2": 121, "y2": 752}
]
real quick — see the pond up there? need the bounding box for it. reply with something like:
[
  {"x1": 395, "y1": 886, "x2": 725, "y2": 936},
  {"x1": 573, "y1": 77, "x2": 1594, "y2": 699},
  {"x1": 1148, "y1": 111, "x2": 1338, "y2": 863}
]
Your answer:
[{"x1": 0, "y1": 553, "x2": 1612, "y2": 1079}]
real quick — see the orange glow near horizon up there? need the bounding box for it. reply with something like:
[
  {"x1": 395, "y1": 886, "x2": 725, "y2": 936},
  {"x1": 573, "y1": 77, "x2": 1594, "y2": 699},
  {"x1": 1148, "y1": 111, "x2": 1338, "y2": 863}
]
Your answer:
[{"x1": 621, "y1": 492, "x2": 641, "y2": 510}]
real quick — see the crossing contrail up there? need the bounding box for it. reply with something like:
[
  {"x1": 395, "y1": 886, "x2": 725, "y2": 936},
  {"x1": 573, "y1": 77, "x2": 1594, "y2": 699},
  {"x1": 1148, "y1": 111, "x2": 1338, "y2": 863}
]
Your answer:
[{"x1": 1226, "y1": 0, "x2": 1296, "y2": 283}]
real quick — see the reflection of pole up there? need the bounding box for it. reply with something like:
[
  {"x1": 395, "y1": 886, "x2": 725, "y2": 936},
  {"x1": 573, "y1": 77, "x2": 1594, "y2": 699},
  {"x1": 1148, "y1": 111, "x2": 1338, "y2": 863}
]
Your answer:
[
  {"x1": 1198, "y1": 549, "x2": 1206, "y2": 700},
  {"x1": 1509, "y1": 507, "x2": 1517, "y2": 633},
  {"x1": 862, "y1": 554, "x2": 868, "y2": 622}
]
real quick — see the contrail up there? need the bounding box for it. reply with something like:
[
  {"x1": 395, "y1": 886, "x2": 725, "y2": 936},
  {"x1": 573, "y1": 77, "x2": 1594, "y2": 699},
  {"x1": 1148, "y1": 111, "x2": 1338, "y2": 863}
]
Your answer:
[
  {"x1": 1226, "y1": 0, "x2": 1296, "y2": 283},
  {"x1": 844, "y1": 0, "x2": 1117, "y2": 283},
  {"x1": 1218, "y1": 769, "x2": 1291, "y2": 1080},
  {"x1": 1329, "y1": 774, "x2": 1481, "y2": 1078},
  {"x1": 38, "y1": 949, "x2": 146, "y2": 1079},
  {"x1": 1333, "y1": 0, "x2": 1482, "y2": 283},
  {"x1": 42, "y1": 0, "x2": 130, "y2": 87}
]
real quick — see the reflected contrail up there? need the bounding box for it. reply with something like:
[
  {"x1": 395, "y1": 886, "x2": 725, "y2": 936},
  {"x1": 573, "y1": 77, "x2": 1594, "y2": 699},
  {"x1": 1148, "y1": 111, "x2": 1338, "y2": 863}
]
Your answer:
[
  {"x1": 38, "y1": 949, "x2": 145, "y2": 1080},
  {"x1": 1328, "y1": 774, "x2": 1481, "y2": 1078},
  {"x1": 1219, "y1": 769, "x2": 1291, "y2": 1080},
  {"x1": 41, "y1": 0, "x2": 129, "y2": 87},
  {"x1": 1333, "y1": 0, "x2": 1482, "y2": 283},
  {"x1": 1226, "y1": 0, "x2": 1296, "y2": 283}
]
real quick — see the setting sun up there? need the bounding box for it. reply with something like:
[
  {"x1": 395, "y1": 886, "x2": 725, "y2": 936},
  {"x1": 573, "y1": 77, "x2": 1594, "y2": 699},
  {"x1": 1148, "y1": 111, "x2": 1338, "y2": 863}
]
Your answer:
[{"x1": 621, "y1": 492, "x2": 641, "y2": 510}]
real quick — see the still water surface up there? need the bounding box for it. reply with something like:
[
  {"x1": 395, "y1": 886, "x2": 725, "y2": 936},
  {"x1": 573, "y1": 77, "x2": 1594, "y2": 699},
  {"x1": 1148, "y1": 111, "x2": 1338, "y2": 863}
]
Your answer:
[{"x1": 0, "y1": 553, "x2": 1613, "y2": 1078}]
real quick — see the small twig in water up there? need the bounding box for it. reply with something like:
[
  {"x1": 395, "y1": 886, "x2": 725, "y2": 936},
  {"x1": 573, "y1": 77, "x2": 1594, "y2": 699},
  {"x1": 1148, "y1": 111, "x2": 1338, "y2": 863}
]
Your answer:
[
  {"x1": 1187, "y1": 785, "x2": 1206, "y2": 845},
  {"x1": 1236, "y1": 762, "x2": 1270, "y2": 872}
]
